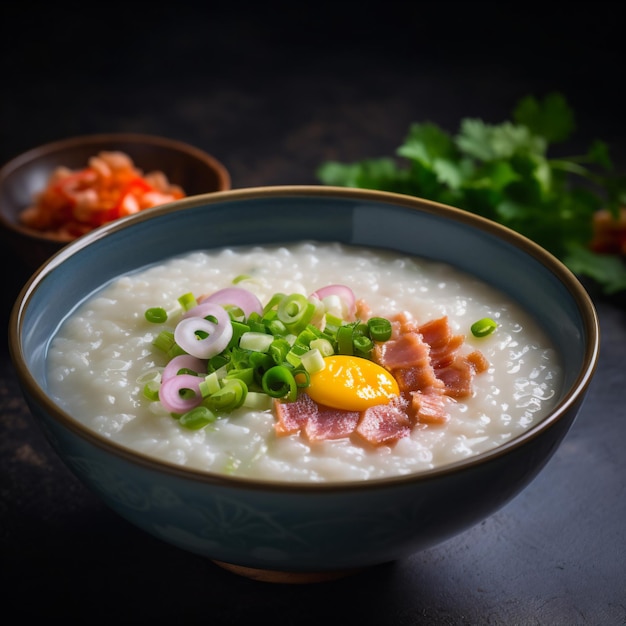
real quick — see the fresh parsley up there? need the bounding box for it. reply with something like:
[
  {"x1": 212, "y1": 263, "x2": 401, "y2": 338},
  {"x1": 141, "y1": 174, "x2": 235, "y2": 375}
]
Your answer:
[{"x1": 317, "y1": 93, "x2": 626, "y2": 295}]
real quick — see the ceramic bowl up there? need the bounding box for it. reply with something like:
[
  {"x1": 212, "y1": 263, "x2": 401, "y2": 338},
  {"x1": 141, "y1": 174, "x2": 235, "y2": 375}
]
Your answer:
[
  {"x1": 9, "y1": 186, "x2": 599, "y2": 583},
  {"x1": 0, "y1": 133, "x2": 231, "y2": 269}
]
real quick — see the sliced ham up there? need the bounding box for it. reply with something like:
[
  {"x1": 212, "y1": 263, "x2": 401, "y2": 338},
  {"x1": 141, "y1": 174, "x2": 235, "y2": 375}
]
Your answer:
[
  {"x1": 410, "y1": 390, "x2": 452, "y2": 425},
  {"x1": 374, "y1": 331, "x2": 429, "y2": 370},
  {"x1": 355, "y1": 395, "x2": 412, "y2": 445},
  {"x1": 467, "y1": 350, "x2": 490, "y2": 374},
  {"x1": 274, "y1": 394, "x2": 360, "y2": 441},
  {"x1": 391, "y1": 311, "x2": 421, "y2": 336},
  {"x1": 418, "y1": 317, "x2": 465, "y2": 369},
  {"x1": 418, "y1": 316, "x2": 451, "y2": 347},
  {"x1": 436, "y1": 356, "x2": 474, "y2": 398},
  {"x1": 393, "y1": 364, "x2": 444, "y2": 393},
  {"x1": 274, "y1": 393, "x2": 316, "y2": 436},
  {"x1": 305, "y1": 405, "x2": 361, "y2": 441}
]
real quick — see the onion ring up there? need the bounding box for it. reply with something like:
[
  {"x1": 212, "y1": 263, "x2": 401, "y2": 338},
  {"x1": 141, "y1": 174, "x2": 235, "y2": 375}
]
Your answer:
[
  {"x1": 174, "y1": 303, "x2": 233, "y2": 359},
  {"x1": 159, "y1": 373, "x2": 203, "y2": 414},
  {"x1": 162, "y1": 354, "x2": 206, "y2": 382},
  {"x1": 198, "y1": 287, "x2": 263, "y2": 318}
]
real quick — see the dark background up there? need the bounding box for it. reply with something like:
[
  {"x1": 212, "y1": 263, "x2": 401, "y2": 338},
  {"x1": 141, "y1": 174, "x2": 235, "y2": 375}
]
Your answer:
[{"x1": 1, "y1": 3, "x2": 625, "y2": 624}]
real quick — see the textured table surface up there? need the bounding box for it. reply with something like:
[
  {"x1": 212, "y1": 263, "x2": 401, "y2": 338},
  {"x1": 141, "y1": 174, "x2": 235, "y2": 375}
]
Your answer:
[{"x1": 1, "y1": 4, "x2": 625, "y2": 624}]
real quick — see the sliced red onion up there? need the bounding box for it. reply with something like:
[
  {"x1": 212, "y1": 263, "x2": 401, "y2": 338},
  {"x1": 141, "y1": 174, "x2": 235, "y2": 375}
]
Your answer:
[
  {"x1": 198, "y1": 287, "x2": 263, "y2": 318},
  {"x1": 174, "y1": 303, "x2": 233, "y2": 359},
  {"x1": 159, "y1": 373, "x2": 203, "y2": 414},
  {"x1": 162, "y1": 354, "x2": 206, "y2": 382},
  {"x1": 311, "y1": 284, "x2": 356, "y2": 320}
]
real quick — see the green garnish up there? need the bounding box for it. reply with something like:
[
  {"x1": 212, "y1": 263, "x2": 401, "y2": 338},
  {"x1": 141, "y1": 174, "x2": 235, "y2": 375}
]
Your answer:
[
  {"x1": 153, "y1": 330, "x2": 176, "y2": 352},
  {"x1": 367, "y1": 317, "x2": 392, "y2": 342},
  {"x1": 179, "y1": 406, "x2": 217, "y2": 430},
  {"x1": 177, "y1": 292, "x2": 198, "y2": 311},
  {"x1": 317, "y1": 92, "x2": 626, "y2": 295},
  {"x1": 471, "y1": 317, "x2": 497, "y2": 337},
  {"x1": 146, "y1": 287, "x2": 394, "y2": 429},
  {"x1": 142, "y1": 380, "x2": 160, "y2": 401},
  {"x1": 145, "y1": 307, "x2": 168, "y2": 324},
  {"x1": 261, "y1": 365, "x2": 298, "y2": 402}
]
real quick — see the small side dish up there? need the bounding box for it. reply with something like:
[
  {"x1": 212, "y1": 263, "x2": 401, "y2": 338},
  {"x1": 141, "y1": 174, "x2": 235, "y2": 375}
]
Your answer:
[
  {"x1": 20, "y1": 150, "x2": 185, "y2": 239},
  {"x1": 0, "y1": 133, "x2": 231, "y2": 269}
]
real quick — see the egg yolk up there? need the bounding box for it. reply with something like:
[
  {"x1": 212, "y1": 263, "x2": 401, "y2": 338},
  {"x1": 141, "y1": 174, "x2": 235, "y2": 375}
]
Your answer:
[{"x1": 306, "y1": 355, "x2": 400, "y2": 412}]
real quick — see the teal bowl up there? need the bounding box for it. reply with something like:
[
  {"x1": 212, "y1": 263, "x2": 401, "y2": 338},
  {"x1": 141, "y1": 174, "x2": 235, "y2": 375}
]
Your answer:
[{"x1": 8, "y1": 186, "x2": 599, "y2": 583}]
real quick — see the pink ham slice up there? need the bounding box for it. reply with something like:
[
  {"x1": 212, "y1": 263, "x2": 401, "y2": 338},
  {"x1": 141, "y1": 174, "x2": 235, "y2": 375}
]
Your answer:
[
  {"x1": 374, "y1": 331, "x2": 430, "y2": 370},
  {"x1": 355, "y1": 395, "x2": 412, "y2": 445},
  {"x1": 273, "y1": 393, "x2": 314, "y2": 436},
  {"x1": 274, "y1": 394, "x2": 360, "y2": 441},
  {"x1": 305, "y1": 405, "x2": 361, "y2": 441},
  {"x1": 410, "y1": 390, "x2": 453, "y2": 425},
  {"x1": 418, "y1": 316, "x2": 465, "y2": 369}
]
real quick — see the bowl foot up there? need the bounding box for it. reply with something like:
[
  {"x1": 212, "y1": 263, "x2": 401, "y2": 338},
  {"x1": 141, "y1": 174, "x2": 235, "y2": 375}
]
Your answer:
[{"x1": 212, "y1": 560, "x2": 364, "y2": 584}]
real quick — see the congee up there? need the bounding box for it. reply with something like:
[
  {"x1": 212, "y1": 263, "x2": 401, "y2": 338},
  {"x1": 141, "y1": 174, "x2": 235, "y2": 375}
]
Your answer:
[{"x1": 47, "y1": 242, "x2": 563, "y2": 482}]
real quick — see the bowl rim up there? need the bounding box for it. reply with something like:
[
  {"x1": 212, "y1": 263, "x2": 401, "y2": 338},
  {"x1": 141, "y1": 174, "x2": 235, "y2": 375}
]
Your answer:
[
  {"x1": 9, "y1": 184, "x2": 601, "y2": 493},
  {"x1": 0, "y1": 131, "x2": 231, "y2": 242}
]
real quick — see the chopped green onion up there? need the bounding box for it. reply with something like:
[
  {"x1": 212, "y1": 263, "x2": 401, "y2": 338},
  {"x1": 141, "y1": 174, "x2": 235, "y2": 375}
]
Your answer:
[
  {"x1": 336, "y1": 325, "x2": 354, "y2": 355},
  {"x1": 265, "y1": 319, "x2": 288, "y2": 336},
  {"x1": 200, "y1": 371, "x2": 221, "y2": 397},
  {"x1": 142, "y1": 380, "x2": 160, "y2": 401},
  {"x1": 262, "y1": 365, "x2": 298, "y2": 401},
  {"x1": 153, "y1": 330, "x2": 176, "y2": 353},
  {"x1": 248, "y1": 352, "x2": 275, "y2": 384},
  {"x1": 178, "y1": 292, "x2": 198, "y2": 311},
  {"x1": 179, "y1": 406, "x2": 217, "y2": 430},
  {"x1": 277, "y1": 294, "x2": 315, "y2": 332},
  {"x1": 368, "y1": 317, "x2": 392, "y2": 342},
  {"x1": 208, "y1": 354, "x2": 230, "y2": 372},
  {"x1": 263, "y1": 293, "x2": 286, "y2": 315},
  {"x1": 204, "y1": 378, "x2": 247, "y2": 413},
  {"x1": 225, "y1": 367, "x2": 255, "y2": 386},
  {"x1": 239, "y1": 331, "x2": 274, "y2": 353},
  {"x1": 227, "y1": 321, "x2": 250, "y2": 350},
  {"x1": 324, "y1": 314, "x2": 342, "y2": 336},
  {"x1": 269, "y1": 338, "x2": 291, "y2": 364},
  {"x1": 248, "y1": 350, "x2": 273, "y2": 368},
  {"x1": 243, "y1": 391, "x2": 274, "y2": 410},
  {"x1": 310, "y1": 337, "x2": 334, "y2": 357},
  {"x1": 285, "y1": 339, "x2": 310, "y2": 367},
  {"x1": 224, "y1": 305, "x2": 245, "y2": 321},
  {"x1": 471, "y1": 317, "x2": 498, "y2": 337},
  {"x1": 248, "y1": 319, "x2": 266, "y2": 333},
  {"x1": 228, "y1": 346, "x2": 251, "y2": 370},
  {"x1": 300, "y1": 348, "x2": 325, "y2": 374},
  {"x1": 145, "y1": 307, "x2": 168, "y2": 324},
  {"x1": 167, "y1": 343, "x2": 187, "y2": 359},
  {"x1": 353, "y1": 335, "x2": 374, "y2": 355}
]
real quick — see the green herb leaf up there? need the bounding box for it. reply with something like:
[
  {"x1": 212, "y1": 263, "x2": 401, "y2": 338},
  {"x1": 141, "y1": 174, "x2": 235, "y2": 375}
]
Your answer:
[
  {"x1": 512, "y1": 92, "x2": 575, "y2": 143},
  {"x1": 317, "y1": 92, "x2": 626, "y2": 295}
]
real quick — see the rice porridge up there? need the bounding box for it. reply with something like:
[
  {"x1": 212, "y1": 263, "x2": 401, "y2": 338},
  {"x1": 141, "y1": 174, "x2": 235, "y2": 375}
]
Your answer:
[{"x1": 46, "y1": 242, "x2": 563, "y2": 482}]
